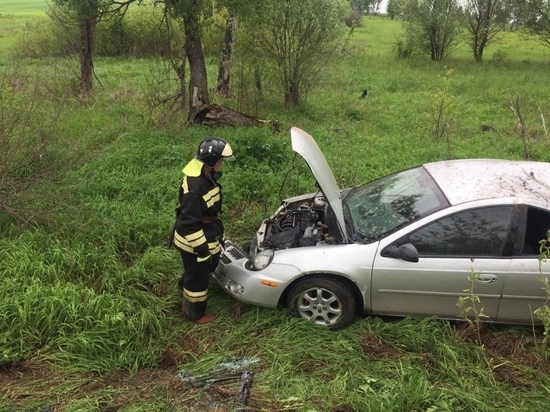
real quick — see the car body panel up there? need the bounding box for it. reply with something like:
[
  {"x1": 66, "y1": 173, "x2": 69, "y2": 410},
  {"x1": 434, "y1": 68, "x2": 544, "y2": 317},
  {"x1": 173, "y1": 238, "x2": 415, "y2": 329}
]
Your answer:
[
  {"x1": 370, "y1": 198, "x2": 509, "y2": 318},
  {"x1": 371, "y1": 254, "x2": 508, "y2": 318},
  {"x1": 290, "y1": 127, "x2": 347, "y2": 240},
  {"x1": 214, "y1": 242, "x2": 377, "y2": 310},
  {"x1": 498, "y1": 258, "x2": 549, "y2": 322},
  {"x1": 424, "y1": 159, "x2": 550, "y2": 206}
]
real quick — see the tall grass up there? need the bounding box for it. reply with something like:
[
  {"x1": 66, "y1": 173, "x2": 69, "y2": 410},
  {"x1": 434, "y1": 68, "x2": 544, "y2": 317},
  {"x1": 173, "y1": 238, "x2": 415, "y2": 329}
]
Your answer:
[{"x1": 1, "y1": 9, "x2": 550, "y2": 412}]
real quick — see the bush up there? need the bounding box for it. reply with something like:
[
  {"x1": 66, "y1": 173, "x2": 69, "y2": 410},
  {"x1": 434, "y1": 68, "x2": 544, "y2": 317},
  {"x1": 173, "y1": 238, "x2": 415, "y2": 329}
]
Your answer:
[
  {"x1": 0, "y1": 63, "x2": 64, "y2": 225},
  {"x1": 394, "y1": 35, "x2": 415, "y2": 59},
  {"x1": 491, "y1": 49, "x2": 508, "y2": 63},
  {"x1": 345, "y1": 8, "x2": 364, "y2": 27}
]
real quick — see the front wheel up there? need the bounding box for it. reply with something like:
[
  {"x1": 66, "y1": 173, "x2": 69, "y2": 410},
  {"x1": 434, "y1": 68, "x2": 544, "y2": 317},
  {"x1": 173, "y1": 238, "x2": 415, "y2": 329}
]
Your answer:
[{"x1": 287, "y1": 276, "x2": 356, "y2": 330}]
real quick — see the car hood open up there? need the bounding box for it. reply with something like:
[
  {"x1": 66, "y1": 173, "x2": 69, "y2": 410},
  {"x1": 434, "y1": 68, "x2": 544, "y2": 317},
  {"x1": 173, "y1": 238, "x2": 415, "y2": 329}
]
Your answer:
[{"x1": 291, "y1": 127, "x2": 347, "y2": 241}]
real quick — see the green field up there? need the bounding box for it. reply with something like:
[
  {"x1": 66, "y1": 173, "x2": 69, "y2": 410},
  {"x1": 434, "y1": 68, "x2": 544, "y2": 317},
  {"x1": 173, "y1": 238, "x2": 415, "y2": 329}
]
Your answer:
[
  {"x1": 0, "y1": 0, "x2": 47, "y2": 15},
  {"x1": 1, "y1": 3, "x2": 550, "y2": 412}
]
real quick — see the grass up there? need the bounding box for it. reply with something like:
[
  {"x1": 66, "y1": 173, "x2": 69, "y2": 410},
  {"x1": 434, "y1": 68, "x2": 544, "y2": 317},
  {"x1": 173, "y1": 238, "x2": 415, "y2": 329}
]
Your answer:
[
  {"x1": 0, "y1": 1, "x2": 48, "y2": 15},
  {"x1": 1, "y1": 6, "x2": 550, "y2": 412}
]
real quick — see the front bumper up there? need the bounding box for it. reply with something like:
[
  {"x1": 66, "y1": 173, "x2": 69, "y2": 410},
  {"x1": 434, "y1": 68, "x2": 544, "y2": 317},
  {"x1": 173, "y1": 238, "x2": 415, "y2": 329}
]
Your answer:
[{"x1": 212, "y1": 242, "x2": 300, "y2": 308}]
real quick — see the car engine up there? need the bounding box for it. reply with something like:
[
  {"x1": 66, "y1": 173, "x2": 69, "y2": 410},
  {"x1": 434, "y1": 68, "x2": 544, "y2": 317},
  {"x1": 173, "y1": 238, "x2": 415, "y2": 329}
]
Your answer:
[{"x1": 258, "y1": 196, "x2": 337, "y2": 251}]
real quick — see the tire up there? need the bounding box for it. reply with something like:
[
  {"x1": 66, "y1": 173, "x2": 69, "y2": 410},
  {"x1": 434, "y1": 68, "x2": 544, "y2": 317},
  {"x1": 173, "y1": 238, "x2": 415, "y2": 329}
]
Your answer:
[{"x1": 287, "y1": 276, "x2": 356, "y2": 330}]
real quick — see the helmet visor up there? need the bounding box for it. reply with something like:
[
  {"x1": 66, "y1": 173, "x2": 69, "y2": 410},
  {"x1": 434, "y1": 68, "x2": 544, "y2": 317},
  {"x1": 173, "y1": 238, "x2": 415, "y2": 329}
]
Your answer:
[{"x1": 221, "y1": 143, "x2": 235, "y2": 161}]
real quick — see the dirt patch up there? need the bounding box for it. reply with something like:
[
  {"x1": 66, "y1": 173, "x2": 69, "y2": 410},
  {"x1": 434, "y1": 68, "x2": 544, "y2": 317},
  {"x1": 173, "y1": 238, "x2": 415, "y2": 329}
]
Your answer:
[
  {"x1": 359, "y1": 331, "x2": 402, "y2": 359},
  {"x1": 482, "y1": 331, "x2": 549, "y2": 388},
  {"x1": 455, "y1": 324, "x2": 549, "y2": 389}
]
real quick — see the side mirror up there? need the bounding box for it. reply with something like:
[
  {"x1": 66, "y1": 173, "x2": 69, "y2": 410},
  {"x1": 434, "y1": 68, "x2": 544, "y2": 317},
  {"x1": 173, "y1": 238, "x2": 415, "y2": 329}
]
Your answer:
[{"x1": 382, "y1": 243, "x2": 419, "y2": 263}]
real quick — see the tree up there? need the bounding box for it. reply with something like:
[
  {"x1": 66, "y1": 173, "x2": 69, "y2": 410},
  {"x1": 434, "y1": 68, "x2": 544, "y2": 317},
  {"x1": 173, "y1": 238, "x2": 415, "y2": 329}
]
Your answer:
[
  {"x1": 370, "y1": 0, "x2": 383, "y2": 14},
  {"x1": 523, "y1": 0, "x2": 550, "y2": 48},
  {"x1": 239, "y1": 0, "x2": 349, "y2": 107},
  {"x1": 161, "y1": 0, "x2": 211, "y2": 116},
  {"x1": 49, "y1": 0, "x2": 137, "y2": 96},
  {"x1": 401, "y1": 0, "x2": 463, "y2": 61},
  {"x1": 350, "y1": 0, "x2": 371, "y2": 13},
  {"x1": 216, "y1": 11, "x2": 236, "y2": 95},
  {"x1": 464, "y1": 0, "x2": 503, "y2": 62},
  {"x1": 496, "y1": 0, "x2": 528, "y2": 31},
  {"x1": 387, "y1": 0, "x2": 405, "y2": 19}
]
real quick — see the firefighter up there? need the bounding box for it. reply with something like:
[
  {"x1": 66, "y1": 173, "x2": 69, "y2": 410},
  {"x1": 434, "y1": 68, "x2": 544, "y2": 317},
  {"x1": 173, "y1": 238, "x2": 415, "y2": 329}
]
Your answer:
[{"x1": 171, "y1": 137, "x2": 235, "y2": 323}]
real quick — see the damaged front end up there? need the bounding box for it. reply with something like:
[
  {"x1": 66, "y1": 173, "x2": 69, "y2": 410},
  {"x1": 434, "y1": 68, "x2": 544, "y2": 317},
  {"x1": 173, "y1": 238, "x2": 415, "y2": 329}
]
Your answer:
[{"x1": 250, "y1": 192, "x2": 341, "y2": 256}]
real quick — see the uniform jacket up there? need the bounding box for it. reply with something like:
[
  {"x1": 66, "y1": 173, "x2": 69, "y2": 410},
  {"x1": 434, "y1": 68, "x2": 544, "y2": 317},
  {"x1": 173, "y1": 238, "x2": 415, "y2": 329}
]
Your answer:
[{"x1": 172, "y1": 158, "x2": 224, "y2": 259}]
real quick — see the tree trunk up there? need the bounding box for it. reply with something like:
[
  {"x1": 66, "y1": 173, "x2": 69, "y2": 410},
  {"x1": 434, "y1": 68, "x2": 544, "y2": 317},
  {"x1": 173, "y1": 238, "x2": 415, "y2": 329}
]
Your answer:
[
  {"x1": 285, "y1": 77, "x2": 300, "y2": 108},
  {"x1": 174, "y1": 44, "x2": 188, "y2": 110},
  {"x1": 216, "y1": 13, "x2": 235, "y2": 95},
  {"x1": 78, "y1": 17, "x2": 97, "y2": 96},
  {"x1": 183, "y1": 12, "x2": 209, "y2": 118}
]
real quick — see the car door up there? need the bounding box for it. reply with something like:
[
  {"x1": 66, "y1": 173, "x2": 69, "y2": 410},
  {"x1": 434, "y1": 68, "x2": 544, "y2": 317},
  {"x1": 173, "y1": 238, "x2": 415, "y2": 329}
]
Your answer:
[
  {"x1": 371, "y1": 205, "x2": 515, "y2": 320},
  {"x1": 498, "y1": 205, "x2": 550, "y2": 322}
]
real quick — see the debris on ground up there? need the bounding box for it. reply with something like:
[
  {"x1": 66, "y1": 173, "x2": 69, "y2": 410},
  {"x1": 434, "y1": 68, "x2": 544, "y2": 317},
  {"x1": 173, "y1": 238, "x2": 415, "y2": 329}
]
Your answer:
[{"x1": 175, "y1": 357, "x2": 259, "y2": 409}]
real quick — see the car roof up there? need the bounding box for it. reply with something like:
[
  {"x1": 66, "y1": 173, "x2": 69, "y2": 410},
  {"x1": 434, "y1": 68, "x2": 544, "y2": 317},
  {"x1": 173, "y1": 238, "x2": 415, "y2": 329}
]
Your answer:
[{"x1": 423, "y1": 159, "x2": 550, "y2": 207}]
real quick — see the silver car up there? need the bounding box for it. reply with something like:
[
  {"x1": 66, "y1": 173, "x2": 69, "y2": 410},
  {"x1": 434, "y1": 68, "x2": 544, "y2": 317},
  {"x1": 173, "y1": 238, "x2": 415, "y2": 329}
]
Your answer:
[{"x1": 213, "y1": 127, "x2": 550, "y2": 330}]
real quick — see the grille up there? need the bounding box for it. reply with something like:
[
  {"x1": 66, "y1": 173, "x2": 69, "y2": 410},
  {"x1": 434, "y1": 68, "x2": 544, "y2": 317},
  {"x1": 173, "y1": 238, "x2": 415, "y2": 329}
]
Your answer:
[
  {"x1": 220, "y1": 254, "x2": 232, "y2": 265},
  {"x1": 228, "y1": 246, "x2": 246, "y2": 260}
]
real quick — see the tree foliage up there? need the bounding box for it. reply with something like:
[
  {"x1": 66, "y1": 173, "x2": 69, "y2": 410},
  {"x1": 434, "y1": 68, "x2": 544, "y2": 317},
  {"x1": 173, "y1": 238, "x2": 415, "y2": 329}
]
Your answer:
[
  {"x1": 464, "y1": 0, "x2": 504, "y2": 62},
  {"x1": 401, "y1": 0, "x2": 463, "y2": 61},
  {"x1": 523, "y1": 0, "x2": 550, "y2": 48},
  {"x1": 387, "y1": 0, "x2": 405, "y2": 19},
  {"x1": 238, "y1": 0, "x2": 349, "y2": 107},
  {"x1": 49, "y1": 0, "x2": 139, "y2": 95}
]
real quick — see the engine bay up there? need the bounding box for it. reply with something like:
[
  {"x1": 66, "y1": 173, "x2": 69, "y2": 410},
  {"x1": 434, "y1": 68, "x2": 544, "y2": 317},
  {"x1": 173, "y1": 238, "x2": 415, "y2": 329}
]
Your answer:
[{"x1": 257, "y1": 195, "x2": 338, "y2": 251}]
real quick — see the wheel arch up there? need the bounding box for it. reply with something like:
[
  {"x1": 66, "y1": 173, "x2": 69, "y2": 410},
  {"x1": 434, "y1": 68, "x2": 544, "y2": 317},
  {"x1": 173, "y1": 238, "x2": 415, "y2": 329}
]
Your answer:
[{"x1": 278, "y1": 272, "x2": 365, "y2": 315}]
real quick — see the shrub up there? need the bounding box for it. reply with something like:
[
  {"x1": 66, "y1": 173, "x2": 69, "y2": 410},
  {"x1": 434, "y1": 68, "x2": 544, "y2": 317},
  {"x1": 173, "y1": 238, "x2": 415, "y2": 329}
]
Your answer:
[
  {"x1": 394, "y1": 35, "x2": 414, "y2": 59},
  {"x1": 491, "y1": 49, "x2": 508, "y2": 63},
  {"x1": 0, "y1": 63, "x2": 64, "y2": 225},
  {"x1": 345, "y1": 8, "x2": 364, "y2": 27}
]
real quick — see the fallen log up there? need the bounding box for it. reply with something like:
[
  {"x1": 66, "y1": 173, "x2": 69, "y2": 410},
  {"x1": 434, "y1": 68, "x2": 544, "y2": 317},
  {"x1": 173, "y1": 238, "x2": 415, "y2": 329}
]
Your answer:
[{"x1": 187, "y1": 103, "x2": 280, "y2": 132}]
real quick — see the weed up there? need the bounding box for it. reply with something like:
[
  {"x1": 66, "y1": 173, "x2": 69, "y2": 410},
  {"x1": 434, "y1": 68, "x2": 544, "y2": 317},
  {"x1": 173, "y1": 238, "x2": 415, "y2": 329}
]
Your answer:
[
  {"x1": 535, "y1": 230, "x2": 550, "y2": 352},
  {"x1": 431, "y1": 66, "x2": 455, "y2": 159},
  {"x1": 457, "y1": 269, "x2": 489, "y2": 346}
]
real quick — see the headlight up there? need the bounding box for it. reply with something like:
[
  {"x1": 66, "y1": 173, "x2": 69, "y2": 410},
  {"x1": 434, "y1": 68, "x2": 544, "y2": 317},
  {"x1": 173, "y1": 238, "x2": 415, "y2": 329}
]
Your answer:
[
  {"x1": 251, "y1": 250, "x2": 274, "y2": 271},
  {"x1": 227, "y1": 280, "x2": 244, "y2": 295}
]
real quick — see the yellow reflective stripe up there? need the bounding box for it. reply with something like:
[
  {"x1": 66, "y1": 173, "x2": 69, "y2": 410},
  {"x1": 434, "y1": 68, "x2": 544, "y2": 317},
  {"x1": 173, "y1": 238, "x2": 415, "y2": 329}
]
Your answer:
[
  {"x1": 182, "y1": 176, "x2": 189, "y2": 194},
  {"x1": 173, "y1": 237, "x2": 194, "y2": 253},
  {"x1": 203, "y1": 186, "x2": 220, "y2": 208},
  {"x1": 197, "y1": 255, "x2": 211, "y2": 262},
  {"x1": 208, "y1": 241, "x2": 221, "y2": 255},
  {"x1": 186, "y1": 230, "x2": 207, "y2": 247},
  {"x1": 174, "y1": 231, "x2": 206, "y2": 249},
  {"x1": 183, "y1": 288, "x2": 208, "y2": 303}
]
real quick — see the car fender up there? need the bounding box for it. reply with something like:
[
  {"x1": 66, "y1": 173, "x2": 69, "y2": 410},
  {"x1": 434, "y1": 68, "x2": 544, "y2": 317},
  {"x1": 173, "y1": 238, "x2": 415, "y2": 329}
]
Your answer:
[{"x1": 270, "y1": 243, "x2": 378, "y2": 310}]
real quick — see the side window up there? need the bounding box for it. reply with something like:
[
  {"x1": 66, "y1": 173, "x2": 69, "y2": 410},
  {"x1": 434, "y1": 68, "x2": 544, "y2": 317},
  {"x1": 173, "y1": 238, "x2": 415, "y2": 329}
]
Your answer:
[
  {"x1": 409, "y1": 206, "x2": 513, "y2": 257},
  {"x1": 522, "y1": 207, "x2": 550, "y2": 255}
]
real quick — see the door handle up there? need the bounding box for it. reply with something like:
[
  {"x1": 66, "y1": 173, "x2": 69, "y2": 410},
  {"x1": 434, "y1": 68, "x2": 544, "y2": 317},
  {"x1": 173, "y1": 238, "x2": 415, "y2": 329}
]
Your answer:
[{"x1": 477, "y1": 274, "x2": 497, "y2": 283}]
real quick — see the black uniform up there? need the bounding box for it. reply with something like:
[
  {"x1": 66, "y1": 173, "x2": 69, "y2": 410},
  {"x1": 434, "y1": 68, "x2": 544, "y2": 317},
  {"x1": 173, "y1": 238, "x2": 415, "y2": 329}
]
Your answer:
[{"x1": 172, "y1": 158, "x2": 224, "y2": 320}]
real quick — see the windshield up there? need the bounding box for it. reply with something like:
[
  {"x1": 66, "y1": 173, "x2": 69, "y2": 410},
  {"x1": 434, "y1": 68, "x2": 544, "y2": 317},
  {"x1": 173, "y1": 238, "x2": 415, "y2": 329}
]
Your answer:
[{"x1": 343, "y1": 167, "x2": 448, "y2": 241}]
